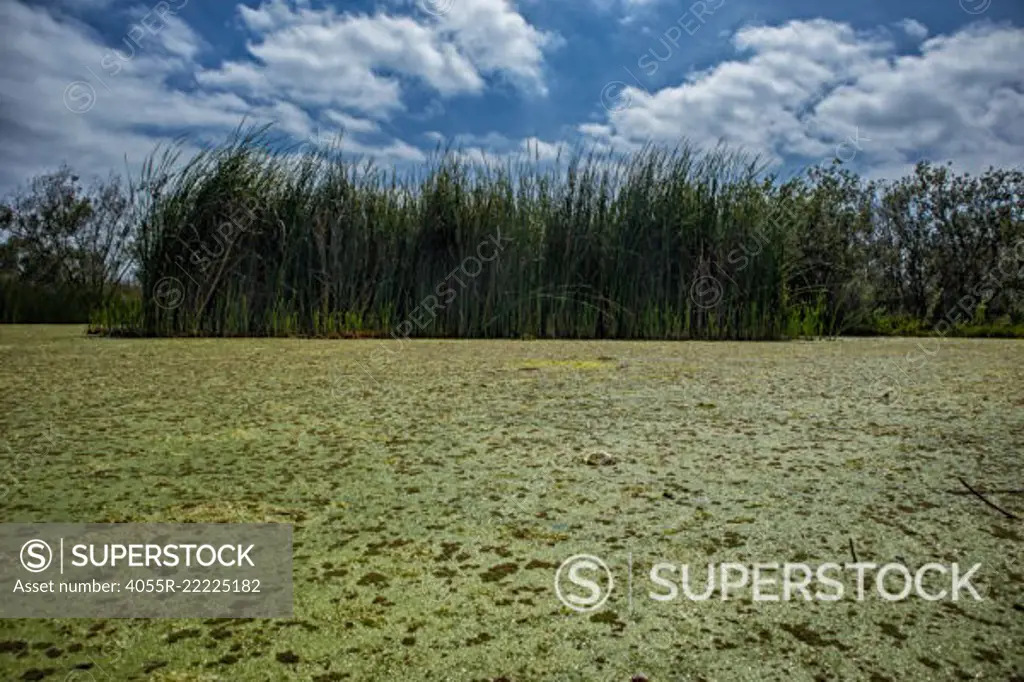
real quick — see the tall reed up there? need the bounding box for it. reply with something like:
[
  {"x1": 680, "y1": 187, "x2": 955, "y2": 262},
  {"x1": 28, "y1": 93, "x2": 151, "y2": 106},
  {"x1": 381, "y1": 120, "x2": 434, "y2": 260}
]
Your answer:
[{"x1": 98, "y1": 126, "x2": 1021, "y2": 339}]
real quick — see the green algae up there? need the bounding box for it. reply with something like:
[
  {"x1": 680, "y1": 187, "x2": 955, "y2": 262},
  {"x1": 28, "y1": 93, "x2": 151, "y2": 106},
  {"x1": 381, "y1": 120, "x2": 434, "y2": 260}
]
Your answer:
[{"x1": 0, "y1": 327, "x2": 1021, "y2": 680}]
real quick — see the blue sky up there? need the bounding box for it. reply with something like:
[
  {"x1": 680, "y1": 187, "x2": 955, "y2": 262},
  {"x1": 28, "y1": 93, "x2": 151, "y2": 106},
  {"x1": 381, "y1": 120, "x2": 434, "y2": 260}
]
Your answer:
[{"x1": 1, "y1": 0, "x2": 1022, "y2": 194}]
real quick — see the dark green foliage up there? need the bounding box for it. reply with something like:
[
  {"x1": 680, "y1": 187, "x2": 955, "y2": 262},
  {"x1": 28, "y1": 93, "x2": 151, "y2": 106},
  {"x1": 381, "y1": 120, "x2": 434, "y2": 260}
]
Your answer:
[
  {"x1": 12, "y1": 126, "x2": 1024, "y2": 339},
  {"x1": 115, "y1": 131, "x2": 806, "y2": 339},
  {"x1": 1, "y1": 166, "x2": 134, "y2": 323}
]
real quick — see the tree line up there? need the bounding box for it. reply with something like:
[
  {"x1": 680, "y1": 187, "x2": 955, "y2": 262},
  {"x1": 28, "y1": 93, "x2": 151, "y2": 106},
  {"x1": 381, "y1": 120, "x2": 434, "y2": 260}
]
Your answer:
[
  {"x1": 2, "y1": 127, "x2": 1022, "y2": 338},
  {"x1": 1, "y1": 167, "x2": 134, "y2": 323}
]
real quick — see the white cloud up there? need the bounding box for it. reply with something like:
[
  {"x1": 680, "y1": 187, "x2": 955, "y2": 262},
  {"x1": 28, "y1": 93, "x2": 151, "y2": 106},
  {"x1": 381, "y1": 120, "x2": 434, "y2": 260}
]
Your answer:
[
  {"x1": 0, "y1": 0, "x2": 558, "y2": 193},
  {"x1": 572, "y1": 0, "x2": 663, "y2": 17},
  {"x1": 0, "y1": 1, "x2": 430, "y2": 194},
  {"x1": 435, "y1": 0, "x2": 559, "y2": 94},
  {"x1": 319, "y1": 136, "x2": 427, "y2": 163},
  {"x1": 416, "y1": 131, "x2": 573, "y2": 166},
  {"x1": 200, "y1": 0, "x2": 557, "y2": 115},
  {"x1": 897, "y1": 18, "x2": 929, "y2": 40},
  {"x1": 149, "y1": 13, "x2": 205, "y2": 60},
  {"x1": 237, "y1": 0, "x2": 303, "y2": 33},
  {"x1": 52, "y1": 0, "x2": 120, "y2": 11},
  {"x1": 2, "y1": 2, "x2": 1020, "y2": 199},
  {"x1": 520, "y1": 136, "x2": 569, "y2": 160},
  {"x1": 322, "y1": 111, "x2": 381, "y2": 135},
  {"x1": 584, "y1": 19, "x2": 1024, "y2": 176}
]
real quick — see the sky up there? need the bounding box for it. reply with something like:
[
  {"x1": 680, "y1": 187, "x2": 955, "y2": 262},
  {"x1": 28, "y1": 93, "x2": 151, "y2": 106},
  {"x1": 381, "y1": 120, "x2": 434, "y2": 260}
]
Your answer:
[{"x1": 1, "y1": 0, "x2": 1022, "y2": 195}]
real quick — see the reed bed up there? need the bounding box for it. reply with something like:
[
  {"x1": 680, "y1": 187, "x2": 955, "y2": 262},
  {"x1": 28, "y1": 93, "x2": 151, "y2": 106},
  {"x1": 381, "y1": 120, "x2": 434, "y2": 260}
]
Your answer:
[{"x1": 99, "y1": 126, "x2": 1022, "y2": 339}]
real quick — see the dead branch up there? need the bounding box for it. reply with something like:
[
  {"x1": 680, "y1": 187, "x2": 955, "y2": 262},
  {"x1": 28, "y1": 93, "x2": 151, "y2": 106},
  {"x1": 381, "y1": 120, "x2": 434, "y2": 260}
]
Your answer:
[{"x1": 956, "y1": 477, "x2": 1020, "y2": 520}]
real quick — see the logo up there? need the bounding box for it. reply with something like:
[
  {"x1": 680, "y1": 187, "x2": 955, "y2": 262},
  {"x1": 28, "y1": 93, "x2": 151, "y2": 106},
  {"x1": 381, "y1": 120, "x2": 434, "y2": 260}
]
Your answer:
[
  {"x1": 689, "y1": 275, "x2": 724, "y2": 309},
  {"x1": 20, "y1": 539, "x2": 53, "y2": 573},
  {"x1": 555, "y1": 554, "x2": 613, "y2": 612},
  {"x1": 153, "y1": 277, "x2": 185, "y2": 310},
  {"x1": 959, "y1": 0, "x2": 991, "y2": 15},
  {"x1": 867, "y1": 373, "x2": 902, "y2": 405},
  {"x1": 63, "y1": 81, "x2": 96, "y2": 114},
  {"x1": 599, "y1": 81, "x2": 633, "y2": 113},
  {"x1": 420, "y1": 0, "x2": 455, "y2": 17}
]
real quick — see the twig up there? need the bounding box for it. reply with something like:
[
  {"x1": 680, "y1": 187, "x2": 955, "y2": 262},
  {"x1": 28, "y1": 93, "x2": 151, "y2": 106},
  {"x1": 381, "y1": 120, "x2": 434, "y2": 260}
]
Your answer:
[
  {"x1": 957, "y1": 477, "x2": 1020, "y2": 520},
  {"x1": 942, "y1": 488, "x2": 1024, "y2": 495},
  {"x1": 848, "y1": 537, "x2": 859, "y2": 564}
]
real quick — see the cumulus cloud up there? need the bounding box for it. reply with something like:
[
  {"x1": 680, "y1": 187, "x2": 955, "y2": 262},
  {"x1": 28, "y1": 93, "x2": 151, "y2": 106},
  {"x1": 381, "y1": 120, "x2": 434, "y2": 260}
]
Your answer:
[
  {"x1": 4, "y1": 0, "x2": 535, "y2": 193},
  {"x1": 584, "y1": 19, "x2": 1024, "y2": 176},
  {"x1": 200, "y1": 0, "x2": 557, "y2": 114},
  {"x1": 520, "y1": 136, "x2": 569, "y2": 160},
  {"x1": 322, "y1": 111, "x2": 382, "y2": 136},
  {"x1": 199, "y1": 12, "x2": 482, "y2": 114},
  {"x1": 415, "y1": 130, "x2": 572, "y2": 166},
  {"x1": 2, "y1": 3, "x2": 1020, "y2": 198},
  {"x1": 0, "y1": 1, "x2": 204, "y2": 192},
  {"x1": 434, "y1": 0, "x2": 560, "y2": 93},
  {"x1": 897, "y1": 18, "x2": 929, "y2": 40}
]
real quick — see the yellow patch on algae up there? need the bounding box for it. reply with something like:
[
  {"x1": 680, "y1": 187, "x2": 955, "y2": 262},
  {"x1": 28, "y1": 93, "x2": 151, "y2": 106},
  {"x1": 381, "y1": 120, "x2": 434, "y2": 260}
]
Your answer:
[
  {"x1": 147, "y1": 501, "x2": 302, "y2": 523},
  {"x1": 519, "y1": 359, "x2": 613, "y2": 370}
]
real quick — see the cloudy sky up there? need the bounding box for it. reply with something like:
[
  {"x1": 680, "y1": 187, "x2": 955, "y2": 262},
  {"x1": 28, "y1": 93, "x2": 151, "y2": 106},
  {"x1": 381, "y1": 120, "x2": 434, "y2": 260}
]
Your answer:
[{"x1": 1, "y1": 0, "x2": 1022, "y2": 195}]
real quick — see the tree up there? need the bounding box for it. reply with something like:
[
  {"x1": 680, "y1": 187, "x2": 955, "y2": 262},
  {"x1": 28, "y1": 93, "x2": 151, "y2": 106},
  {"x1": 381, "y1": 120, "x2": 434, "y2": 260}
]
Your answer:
[{"x1": 0, "y1": 166, "x2": 135, "y2": 322}]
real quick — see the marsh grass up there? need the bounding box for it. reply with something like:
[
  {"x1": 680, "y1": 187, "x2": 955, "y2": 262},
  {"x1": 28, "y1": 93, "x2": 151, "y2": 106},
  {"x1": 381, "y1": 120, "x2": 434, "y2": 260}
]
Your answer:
[
  {"x1": 95, "y1": 127, "x2": 873, "y2": 340},
  {"x1": 90, "y1": 126, "x2": 1022, "y2": 340}
]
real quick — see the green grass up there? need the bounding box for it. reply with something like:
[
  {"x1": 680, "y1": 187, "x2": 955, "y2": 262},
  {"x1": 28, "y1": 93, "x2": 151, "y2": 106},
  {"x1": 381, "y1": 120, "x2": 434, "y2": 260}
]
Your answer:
[
  {"x1": 118, "y1": 129, "x2": 800, "y2": 340},
  {"x1": 1, "y1": 326, "x2": 1022, "y2": 680}
]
